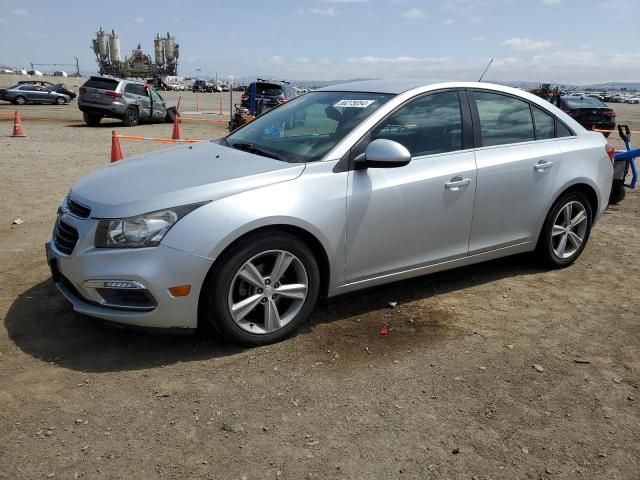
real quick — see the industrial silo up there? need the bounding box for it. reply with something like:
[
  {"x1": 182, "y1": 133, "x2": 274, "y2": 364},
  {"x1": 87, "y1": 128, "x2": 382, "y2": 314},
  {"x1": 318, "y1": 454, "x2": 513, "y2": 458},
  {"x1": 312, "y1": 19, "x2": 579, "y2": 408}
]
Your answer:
[
  {"x1": 96, "y1": 28, "x2": 110, "y2": 58},
  {"x1": 154, "y1": 34, "x2": 164, "y2": 66},
  {"x1": 109, "y1": 29, "x2": 121, "y2": 63}
]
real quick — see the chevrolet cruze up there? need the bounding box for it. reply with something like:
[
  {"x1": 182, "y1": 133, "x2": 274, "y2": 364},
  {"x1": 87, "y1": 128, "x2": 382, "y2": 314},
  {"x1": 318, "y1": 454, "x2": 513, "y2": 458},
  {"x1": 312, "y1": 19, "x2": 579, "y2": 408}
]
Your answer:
[{"x1": 47, "y1": 81, "x2": 614, "y2": 345}]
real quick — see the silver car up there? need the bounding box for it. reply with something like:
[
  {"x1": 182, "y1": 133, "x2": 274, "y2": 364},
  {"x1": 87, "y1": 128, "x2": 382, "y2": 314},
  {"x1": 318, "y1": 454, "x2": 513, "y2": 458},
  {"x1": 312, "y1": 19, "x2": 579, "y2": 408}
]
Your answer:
[
  {"x1": 0, "y1": 84, "x2": 71, "y2": 105},
  {"x1": 47, "y1": 81, "x2": 614, "y2": 345},
  {"x1": 78, "y1": 76, "x2": 178, "y2": 127}
]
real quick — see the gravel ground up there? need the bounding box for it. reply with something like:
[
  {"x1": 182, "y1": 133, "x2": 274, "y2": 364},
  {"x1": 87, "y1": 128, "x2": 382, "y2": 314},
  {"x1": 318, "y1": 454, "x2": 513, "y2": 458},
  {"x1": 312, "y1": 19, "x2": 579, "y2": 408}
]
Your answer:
[{"x1": 0, "y1": 92, "x2": 639, "y2": 480}]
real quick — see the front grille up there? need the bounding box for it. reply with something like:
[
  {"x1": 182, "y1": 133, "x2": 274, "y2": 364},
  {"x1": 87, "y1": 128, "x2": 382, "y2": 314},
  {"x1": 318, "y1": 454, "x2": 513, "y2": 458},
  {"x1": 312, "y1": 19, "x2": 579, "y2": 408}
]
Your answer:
[
  {"x1": 54, "y1": 220, "x2": 79, "y2": 255},
  {"x1": 96, "y1": 288, "x2": 157, "y2": 310},
  {"x1": 67, "y1": 197, "x2": 91, "y2": 218}
]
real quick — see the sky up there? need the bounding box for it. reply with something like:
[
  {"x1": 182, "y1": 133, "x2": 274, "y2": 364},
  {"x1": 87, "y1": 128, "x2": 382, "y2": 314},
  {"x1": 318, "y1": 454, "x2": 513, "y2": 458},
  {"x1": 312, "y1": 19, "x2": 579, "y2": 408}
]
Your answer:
[{"x1": 0, "y1": 0, "x2": 639, "y2": 85}]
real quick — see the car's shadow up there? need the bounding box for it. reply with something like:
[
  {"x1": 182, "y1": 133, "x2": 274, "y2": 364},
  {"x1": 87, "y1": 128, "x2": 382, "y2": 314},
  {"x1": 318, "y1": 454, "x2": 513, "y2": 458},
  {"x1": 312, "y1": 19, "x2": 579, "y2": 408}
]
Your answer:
[{"x1": 4, "y1": 255, "x2": 542, "y2": 373}]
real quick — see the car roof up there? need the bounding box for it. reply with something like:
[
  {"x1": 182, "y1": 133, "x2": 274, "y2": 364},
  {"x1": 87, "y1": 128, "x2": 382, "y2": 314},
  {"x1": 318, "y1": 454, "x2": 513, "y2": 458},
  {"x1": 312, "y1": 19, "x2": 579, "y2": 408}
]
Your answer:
[
  {"x1": 89, "y1": 75, "x2": 142, "y2": 85},
  {"x1": 561, "y1": 95, "x2": 603, "y2": 100},
  {"x1": 315, "y1": 79, "x2": 541, "y2": 96}
]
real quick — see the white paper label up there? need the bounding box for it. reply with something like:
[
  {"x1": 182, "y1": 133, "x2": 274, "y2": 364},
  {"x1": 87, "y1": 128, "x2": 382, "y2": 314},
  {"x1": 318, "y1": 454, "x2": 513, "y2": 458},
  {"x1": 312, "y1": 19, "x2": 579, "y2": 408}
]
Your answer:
[{"x1": 333, "y1": 99, "x2": 375, "y2": 108}]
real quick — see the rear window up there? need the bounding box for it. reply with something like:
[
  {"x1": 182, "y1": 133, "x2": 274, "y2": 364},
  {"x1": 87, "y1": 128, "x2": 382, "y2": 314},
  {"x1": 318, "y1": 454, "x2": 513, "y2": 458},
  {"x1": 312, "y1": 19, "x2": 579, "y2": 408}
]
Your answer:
[
  {"x1": 562, "y1": 97, "x2": 606, "y2": 109},
  {"x1": 253, "y1": 83, "x2": 283, "y2": 96},
  {"x1": 83, "y1": 77, "x2": 119, "y2": 91},
  {"x1": 474, "y1": 91, "x2": 535, "y2": 147}
]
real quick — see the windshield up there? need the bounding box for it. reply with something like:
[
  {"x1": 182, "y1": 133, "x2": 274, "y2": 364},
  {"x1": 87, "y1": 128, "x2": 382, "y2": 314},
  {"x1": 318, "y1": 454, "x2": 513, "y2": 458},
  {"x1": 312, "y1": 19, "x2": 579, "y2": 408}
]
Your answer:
[
  {"x1": 563, "y1": 97, "x2": 606, "y2": 109},
  {"x1": 225, "y1": 91, "x2": 393, "y2": 163}
]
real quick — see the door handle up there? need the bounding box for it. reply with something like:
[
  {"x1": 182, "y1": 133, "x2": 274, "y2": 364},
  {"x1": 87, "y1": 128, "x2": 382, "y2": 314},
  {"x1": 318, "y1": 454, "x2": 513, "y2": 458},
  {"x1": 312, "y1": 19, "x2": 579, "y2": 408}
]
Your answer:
[
  {"x1": 445, "y1": 176, "x2": 471, "y2": 190},
  {"x1": 534, "y1": 159, "x2": 554, "y2": 171}
]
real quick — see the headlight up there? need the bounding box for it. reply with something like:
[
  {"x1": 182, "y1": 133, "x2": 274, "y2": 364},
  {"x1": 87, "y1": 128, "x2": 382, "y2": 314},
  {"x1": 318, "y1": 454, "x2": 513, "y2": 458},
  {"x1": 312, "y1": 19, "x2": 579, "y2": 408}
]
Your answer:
[{"x1": 95, "y1": 203, "x2": 207, "y2": 248}]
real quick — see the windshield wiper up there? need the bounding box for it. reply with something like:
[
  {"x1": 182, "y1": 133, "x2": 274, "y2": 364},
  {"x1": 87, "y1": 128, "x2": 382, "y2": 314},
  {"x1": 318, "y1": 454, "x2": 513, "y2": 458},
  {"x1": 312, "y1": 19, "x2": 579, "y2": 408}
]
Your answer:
[{"x1": 229, "y1": 142, "x2": 282, "y2": 160}]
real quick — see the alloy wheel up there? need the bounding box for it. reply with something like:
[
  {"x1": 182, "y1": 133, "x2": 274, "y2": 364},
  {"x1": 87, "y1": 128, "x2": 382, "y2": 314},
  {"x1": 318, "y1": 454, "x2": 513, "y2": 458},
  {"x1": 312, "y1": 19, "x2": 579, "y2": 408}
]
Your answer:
[
  {"x1": 551, "y1": 201, "x2": 588, "y2": 259},
  {"x1": 227, "y1": 250, "x2": 308, "y2": 334}
]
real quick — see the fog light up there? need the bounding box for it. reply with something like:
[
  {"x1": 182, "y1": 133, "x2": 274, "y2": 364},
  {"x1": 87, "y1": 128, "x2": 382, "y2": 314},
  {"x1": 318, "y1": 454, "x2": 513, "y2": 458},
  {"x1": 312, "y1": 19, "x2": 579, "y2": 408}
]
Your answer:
[
  {"x1": 168, "y1": 285, "x2": 191, "y2": 297},
  {"x1": 103, "y1": 280, "x2": 142, "y2": 289}
]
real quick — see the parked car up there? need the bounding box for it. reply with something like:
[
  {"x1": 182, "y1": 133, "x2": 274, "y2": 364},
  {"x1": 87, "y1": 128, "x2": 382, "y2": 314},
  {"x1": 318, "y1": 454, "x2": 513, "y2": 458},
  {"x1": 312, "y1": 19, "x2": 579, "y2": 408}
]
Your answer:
[
  {"x1": 47, "y1": 81, "x2": 614, "y2": 345},
  {"x1": 554, "y1": 95, "x2": 616, "y2": 137},
  {"x1": 17, "y1": 80, "x2": 76, "y2": 99},
  {"x1": 241, "y1": 80, "x2": 298, "y2": 114},
  {"x1": 78, "y1": 76, "x2": 178, "y2": 127},
  {"x1": 624, "y1": 97, "x2": 640, "y2": 104},
  {"x1": 0, "y1": 84, "x2": 70, "y2": 105},
  {"x1": 192, "y1": 80, "x2": 210, "y2": 93}
]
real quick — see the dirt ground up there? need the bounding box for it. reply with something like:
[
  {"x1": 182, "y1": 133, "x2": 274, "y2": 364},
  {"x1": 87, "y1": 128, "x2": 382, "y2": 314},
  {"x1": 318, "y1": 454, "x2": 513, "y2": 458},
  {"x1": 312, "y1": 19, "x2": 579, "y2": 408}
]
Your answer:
[{"x1": 0, "y1": 89, "x2": 639, "y2": 480}]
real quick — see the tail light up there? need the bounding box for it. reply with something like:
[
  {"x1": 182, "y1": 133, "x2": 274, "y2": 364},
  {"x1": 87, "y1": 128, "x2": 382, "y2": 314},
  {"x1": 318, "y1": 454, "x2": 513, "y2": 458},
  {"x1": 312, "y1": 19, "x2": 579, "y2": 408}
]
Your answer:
[
  {"x1": 605, "y1": 143, "x2": 616, "y2": 164},
  {"x1": 276, "y1": 96, "x2": 287, "y2": 104},
  {"x1": 79, "y1": 87, "x2": 86, "y2": 94},
  {"x1": 603, "y1": 111, "x2": 616, "y2": 118},
  {"x1": 105, "y1": 91, "x2": 123, "y2": 98}
]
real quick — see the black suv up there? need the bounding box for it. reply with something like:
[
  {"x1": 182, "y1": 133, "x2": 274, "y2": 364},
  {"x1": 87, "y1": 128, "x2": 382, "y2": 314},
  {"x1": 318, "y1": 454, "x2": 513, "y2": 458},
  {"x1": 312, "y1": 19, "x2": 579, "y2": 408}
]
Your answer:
[
  {"x1": 554, "y1": 95, "x2": 616, "y2": 137},
  {"x1": 192, "y1": 80, "x2": 210, "y2": 93},
  {"x1": 241, "y1": 81, "x2": 297, "y2": 114}
]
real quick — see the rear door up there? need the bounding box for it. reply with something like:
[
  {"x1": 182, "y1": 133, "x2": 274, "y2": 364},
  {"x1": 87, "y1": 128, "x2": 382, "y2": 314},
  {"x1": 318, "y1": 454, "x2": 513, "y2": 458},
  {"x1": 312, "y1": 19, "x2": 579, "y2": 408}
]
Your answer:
[
  {"x1": 18, "y1": 85, "x2": 38, "y2": 102},
  {"x1": 123, "y1": 84, "x2": 151, "y2": 119},
  {"x1": 468, "y1": 90, "x2": 563, "y2": 253}
]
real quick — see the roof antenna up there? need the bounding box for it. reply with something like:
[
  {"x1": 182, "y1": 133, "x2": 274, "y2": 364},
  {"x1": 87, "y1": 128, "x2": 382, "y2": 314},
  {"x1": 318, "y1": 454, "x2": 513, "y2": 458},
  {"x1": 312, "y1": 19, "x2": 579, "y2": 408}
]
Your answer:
[{"x1": 478, "y1": 58, "x2": 494, "y2": 82}]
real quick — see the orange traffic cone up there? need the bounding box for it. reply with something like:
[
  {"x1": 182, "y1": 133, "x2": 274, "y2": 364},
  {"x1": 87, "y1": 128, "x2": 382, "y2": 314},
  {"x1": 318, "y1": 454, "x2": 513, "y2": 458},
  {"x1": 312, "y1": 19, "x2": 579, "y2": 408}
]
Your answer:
[
  {"x1": 111, "y1": 130, "x2": 124, "y2": 163},
  {"x1": 171, "y1": 114, "x2": 182, "y2": 140},
  {"x1": 10, "y1": 110, "x2": 25, "y2": 137}
]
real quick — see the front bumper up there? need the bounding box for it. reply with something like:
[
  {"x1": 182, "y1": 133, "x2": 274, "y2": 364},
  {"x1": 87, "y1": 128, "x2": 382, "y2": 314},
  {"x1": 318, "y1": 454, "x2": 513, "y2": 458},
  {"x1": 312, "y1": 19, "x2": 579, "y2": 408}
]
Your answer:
[{"x1": 47, "y1": 213, "x2": 213, "y2": 330}]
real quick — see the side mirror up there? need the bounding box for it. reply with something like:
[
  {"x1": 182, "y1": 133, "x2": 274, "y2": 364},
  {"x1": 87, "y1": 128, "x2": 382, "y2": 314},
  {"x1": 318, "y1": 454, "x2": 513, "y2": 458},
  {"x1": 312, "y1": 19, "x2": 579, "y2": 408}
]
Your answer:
[{"x1": 358, "y1": 138, "x2": 411, "y2": 169}]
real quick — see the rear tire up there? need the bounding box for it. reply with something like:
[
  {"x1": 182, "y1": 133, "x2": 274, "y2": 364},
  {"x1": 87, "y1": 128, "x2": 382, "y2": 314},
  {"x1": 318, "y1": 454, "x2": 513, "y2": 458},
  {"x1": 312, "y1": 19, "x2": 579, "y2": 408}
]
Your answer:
[
  {"x1": 122, "y1": 106, "x2": 139, "y2": 127},
  {"x1": 536, "y1": 191, "x2": 593, "y2": 269},
  {"x1": 83, "y1": 112, "x2": 102, "y2": 126},
  {"x1": 15, "y1": 96, "x2": 26, "y2": 105},
  {"x1": 203, "y1": 232, "x2": 320, "y2": 346}
]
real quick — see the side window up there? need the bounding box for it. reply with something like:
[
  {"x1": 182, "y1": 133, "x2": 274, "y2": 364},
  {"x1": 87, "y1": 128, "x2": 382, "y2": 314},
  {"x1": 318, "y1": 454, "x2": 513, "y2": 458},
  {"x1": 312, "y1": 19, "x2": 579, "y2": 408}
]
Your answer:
[
  {"x1": 532, "y1": 107, "x2": 555, "y2": 140},
  {"x1": 124, "y1": 84, "x2": 136, "y2": 94},
  {"x1": 474, "y1": 91, "x2": 535, "y2": 147},
  {"x1": 372, "y1": 91, "x2": 463, "y2": 157},
  {"x1": 149, "y1": 89, "x2": 162, "y2": 102},
  {"x1": 557, "y1": 122, "x2": 574, "y2": 138}
]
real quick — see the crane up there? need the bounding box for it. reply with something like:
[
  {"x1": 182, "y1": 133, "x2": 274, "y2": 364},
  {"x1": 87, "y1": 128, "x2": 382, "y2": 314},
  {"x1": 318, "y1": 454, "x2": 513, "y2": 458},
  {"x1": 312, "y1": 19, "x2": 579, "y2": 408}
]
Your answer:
[{"x1": 29, "y1": 57, "x2": 80, "y2": 76}]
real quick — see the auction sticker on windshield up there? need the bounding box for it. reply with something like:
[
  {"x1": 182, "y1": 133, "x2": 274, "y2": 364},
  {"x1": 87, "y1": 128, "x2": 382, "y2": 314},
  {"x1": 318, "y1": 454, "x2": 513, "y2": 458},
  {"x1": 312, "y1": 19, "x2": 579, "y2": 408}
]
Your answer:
[{"x1": 334, "y1": 99, "x2": 375, "y2": 108}]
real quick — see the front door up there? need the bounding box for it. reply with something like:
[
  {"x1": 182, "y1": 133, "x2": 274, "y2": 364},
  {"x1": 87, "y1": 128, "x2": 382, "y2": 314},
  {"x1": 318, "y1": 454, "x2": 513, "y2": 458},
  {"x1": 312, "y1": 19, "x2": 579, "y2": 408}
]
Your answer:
[
  {"x1": 345, "y1": 90, "x2": 477, "y2": 283},
  {"x1": 149, "y1": 88, "x2": 166, "y2": 121},
  {"x1": 468, "y1": 90, "x2": 562, "y2": 253}
]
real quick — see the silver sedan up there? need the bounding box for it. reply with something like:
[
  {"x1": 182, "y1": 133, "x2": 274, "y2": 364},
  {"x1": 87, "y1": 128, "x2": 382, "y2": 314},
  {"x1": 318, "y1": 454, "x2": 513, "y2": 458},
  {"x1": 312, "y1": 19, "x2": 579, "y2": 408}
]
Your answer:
[{"x1": 47, "y1": 81, "x2": 614, "y2": 345}]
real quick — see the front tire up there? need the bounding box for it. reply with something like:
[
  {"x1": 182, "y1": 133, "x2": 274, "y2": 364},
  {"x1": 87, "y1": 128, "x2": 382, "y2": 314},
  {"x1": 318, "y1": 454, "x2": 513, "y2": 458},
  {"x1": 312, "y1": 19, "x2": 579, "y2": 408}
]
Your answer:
[
  {"x1": 55, "y1": 97, "x2": 66, "y2": 105},
  {"x1": 165, "y1": 108, "x2": 178, "y2": 123},
  {"x1": 536, "y1": 191, "x2": 593, "y2": 268},
  {"x1": 122, "y1": 106, "x2": 139, "y2": 127},
  {"x1": 15, "y1": 96, "x2": 26, "y2": 105},
  {"x1": 203, "y1": 232, "x2": 320, "y2": 346}
]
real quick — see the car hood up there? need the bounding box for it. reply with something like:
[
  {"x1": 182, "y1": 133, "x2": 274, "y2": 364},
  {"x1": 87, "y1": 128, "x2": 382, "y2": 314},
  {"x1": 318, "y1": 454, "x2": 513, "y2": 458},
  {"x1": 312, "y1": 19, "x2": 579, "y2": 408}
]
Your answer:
[{"x1": 70, "y1": 141, "x2": 305, "y2": 218}]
